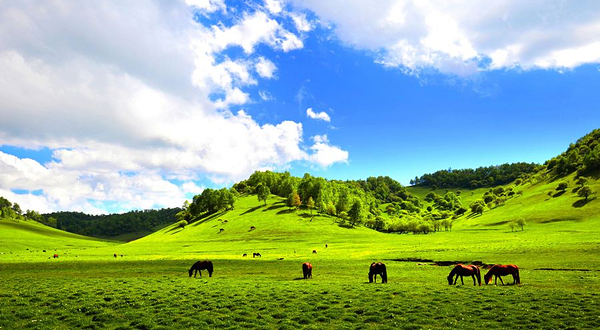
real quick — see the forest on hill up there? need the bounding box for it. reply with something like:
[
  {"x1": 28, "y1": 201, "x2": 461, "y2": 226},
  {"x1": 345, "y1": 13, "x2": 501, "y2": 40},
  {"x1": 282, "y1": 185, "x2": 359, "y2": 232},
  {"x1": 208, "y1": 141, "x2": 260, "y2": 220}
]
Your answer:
[{"x1": 2, "y1": 129, "x2": 598, "y2": 239}]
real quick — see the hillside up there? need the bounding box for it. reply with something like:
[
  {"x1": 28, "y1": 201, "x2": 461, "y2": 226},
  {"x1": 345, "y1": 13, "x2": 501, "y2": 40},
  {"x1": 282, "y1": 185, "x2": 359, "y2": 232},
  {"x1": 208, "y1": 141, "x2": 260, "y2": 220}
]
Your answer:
[{"x1": 0, "y1": 218, "x2": 118, "y2": 258}]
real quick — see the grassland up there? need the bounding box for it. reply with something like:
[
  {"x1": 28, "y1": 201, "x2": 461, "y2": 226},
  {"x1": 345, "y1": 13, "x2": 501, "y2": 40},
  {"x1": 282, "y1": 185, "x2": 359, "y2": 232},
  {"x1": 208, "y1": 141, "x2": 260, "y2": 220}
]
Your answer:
[{"x1": 1, "y1": 175, "x2": 599, "y2": 329}]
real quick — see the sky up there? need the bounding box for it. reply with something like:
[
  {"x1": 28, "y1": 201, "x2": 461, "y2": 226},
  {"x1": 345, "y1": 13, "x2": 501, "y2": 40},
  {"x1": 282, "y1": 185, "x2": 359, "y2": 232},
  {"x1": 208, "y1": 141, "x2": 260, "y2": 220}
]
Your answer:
[{"x1": 1, "y1": 0, "x2": 600, "y2": 214}]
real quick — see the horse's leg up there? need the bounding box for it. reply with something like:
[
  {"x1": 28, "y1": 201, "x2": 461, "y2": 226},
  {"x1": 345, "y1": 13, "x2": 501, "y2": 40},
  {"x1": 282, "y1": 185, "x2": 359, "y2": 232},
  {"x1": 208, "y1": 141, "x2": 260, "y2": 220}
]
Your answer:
[
  {"x1": 472, "y1": 275, "x2": 476, "y2": 286},
  {"x1": 453, "y1": 274, "x2": 458, "y2": 285},
  {"x1": 498, "y1": 276, "x2": 504, "y2": 285},
  {"x1": 460, "y1": 275, "x2": 464, "y2": 285}
]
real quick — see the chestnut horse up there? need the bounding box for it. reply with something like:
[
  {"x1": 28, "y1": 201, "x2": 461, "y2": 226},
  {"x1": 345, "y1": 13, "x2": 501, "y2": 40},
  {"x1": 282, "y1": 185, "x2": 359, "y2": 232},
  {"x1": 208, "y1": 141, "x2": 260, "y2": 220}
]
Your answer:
[
  {"x1": 302, "y1": 262, "x2": 313, "y2": 279},
  {"x1": 369, "y1": 262, "x2": 387, "y2": 283},
  {"x1": 188, "y1": 260, "x2": 213, "y2": 278},
  {"x1": 484, "y1": 264, "x2": 520, "y2": 285},
  {"x1": 447, "y1": 264, "x2": 481, "y2": 286}
]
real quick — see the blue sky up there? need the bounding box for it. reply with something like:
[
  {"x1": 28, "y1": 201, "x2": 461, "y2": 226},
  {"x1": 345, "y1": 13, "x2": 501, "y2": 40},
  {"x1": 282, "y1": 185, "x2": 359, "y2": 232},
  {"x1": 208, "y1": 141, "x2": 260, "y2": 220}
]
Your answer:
[{"x1": 1, "y1": 0, "x2": 599, "y2": 213}]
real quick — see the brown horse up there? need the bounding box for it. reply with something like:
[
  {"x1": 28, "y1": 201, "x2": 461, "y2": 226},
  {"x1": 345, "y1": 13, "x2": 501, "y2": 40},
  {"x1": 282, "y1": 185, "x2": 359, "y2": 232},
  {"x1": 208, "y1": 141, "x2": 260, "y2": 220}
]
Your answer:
[
  {"x1": 447, "y1": 264, "x2": 481, "y2": 286},
  {"x1": 484, "y1": 264, "x2": 520, "y2": 285},
  {"x1": 302, "y1": 262, "x2": 313, "y2": 279},
  {"x1": 369, "y1": 262, "x2": 387, "y2": 283},
  {"x1": 188, "y1": 260, "x2": 213, "y2": 278}
]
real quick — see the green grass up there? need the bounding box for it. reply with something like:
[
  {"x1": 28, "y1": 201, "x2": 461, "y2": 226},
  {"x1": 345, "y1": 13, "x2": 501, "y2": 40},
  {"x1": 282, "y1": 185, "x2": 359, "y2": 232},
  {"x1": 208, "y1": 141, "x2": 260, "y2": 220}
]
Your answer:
[{"x1": 1, "y1": 176, "x2": 600, "y2": 328}]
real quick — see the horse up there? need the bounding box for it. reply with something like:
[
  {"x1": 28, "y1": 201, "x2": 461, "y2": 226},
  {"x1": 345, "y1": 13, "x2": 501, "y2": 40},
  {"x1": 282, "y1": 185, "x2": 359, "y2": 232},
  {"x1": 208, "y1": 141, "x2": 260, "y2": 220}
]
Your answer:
[
  {"x1": 114, "y1": 253, "x2": 117, "y2": 258},
  {"x1": 302, "y1": 262, "x2": 313, "y2": 279},
  {"x1": 53, "y1": 254, "x2": 59, "y2": 259},
  {"x1": 188, "y1": 260, "x2": 213, "y2": 278},
  {"x1": 253, "y1": 252, "x2": 261, "y2": 258},
  {"x1": 242, "y1": 253, "x2": 247, "y2": 257},
  {"x1": 484, "y1": 264, "x2": 520, "y2": 285},
  {"x1": 447, "y1": 264, "x2": 481, "y2": 286},
  {"x1": 369, "y1": 262, "x2": 387, "y2": 283}
]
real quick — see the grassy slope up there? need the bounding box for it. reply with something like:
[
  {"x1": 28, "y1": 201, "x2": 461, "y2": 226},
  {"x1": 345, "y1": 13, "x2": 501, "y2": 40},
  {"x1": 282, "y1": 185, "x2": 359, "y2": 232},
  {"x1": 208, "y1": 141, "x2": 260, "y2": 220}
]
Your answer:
[{"x1": 0, "y1": 219, "x2": 118, "y2": 258}]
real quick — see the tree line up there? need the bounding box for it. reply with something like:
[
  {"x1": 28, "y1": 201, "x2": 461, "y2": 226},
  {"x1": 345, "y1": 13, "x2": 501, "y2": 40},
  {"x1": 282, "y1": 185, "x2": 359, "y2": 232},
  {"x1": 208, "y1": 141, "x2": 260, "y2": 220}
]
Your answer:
[{"x1": 411, "y1": 163, "x2": 539, "y2": 189}]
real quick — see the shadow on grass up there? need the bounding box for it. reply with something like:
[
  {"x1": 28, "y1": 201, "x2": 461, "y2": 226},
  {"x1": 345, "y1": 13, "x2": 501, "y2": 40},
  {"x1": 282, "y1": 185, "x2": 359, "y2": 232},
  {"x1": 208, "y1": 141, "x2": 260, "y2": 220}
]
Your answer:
[
  {"x1": 292, "y1": 277, "x2": 309, "y2": 281},
  {"x1": 276, "y1": 208, "x2": 296, "y2": 215},
  {"x1": 573, "y1": 197, "x2": 595, "y2": 208},
  {"x1": 466, "y1": 213, "x2": 481, "y2": 219},
  {"x1": 553, "y1": 191, "x2": 566, "y2": 198},
  {"x1": 166, "y1": 226, "x2": 184, "y2": 234},
  {"x1": 241, "y1": 205, "x2": 263, "y2": 215},
  {"x1": 190, "y1": 211, "x2": 225, "y2": 227},
  {"x1": 265, "y1": 204, "x2": 286, "y2": 211}
]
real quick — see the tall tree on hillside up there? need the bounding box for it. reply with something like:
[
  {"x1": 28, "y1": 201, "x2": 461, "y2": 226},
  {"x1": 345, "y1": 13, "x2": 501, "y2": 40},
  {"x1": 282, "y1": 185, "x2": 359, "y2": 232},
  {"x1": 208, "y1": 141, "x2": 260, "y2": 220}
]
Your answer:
[
  {"x1": 307, "y1": 197, "x2": 315, "y2": 215},
  {"x1": 348, "y1": 200, "x2": 364, "y2": 227},
  {"x1": 287, "y1": 191, "x2": 301, "y2": 210},
  {"x1": 257, "y1": 184, "x2": 270, "y2": 206}
]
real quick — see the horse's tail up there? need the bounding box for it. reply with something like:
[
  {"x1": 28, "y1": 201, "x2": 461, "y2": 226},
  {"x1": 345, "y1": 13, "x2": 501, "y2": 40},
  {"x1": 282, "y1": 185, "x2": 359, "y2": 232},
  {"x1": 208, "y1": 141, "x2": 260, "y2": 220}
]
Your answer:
[
  {"x1": 475, "y1": 266, "x2": 482, "y2": 286},
  {"x1": 514, "y1": 266, "x2": 521, "y2": 285}
]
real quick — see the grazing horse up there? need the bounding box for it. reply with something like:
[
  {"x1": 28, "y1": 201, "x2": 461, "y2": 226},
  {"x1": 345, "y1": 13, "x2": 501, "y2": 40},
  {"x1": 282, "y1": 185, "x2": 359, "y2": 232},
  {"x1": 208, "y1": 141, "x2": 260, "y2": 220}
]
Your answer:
[
  {"x1": 484, "y1": 264, "x2": 520, "y2": 285},
  {"x1": 242, "y1": 253, "x2": 247, "y2": 257},
  {"x1": 369, "y1": 262, "x2": 387, "y2": 283},
  {"x1": 188, "y1": 260, "x2": 213, "y2": 278},
  {"x1": 53, "y1": 254, "x2": 59, "y2": 259},
  {"x1": 447, "y1": 264, "x2": 481, "y2": 286},
  {"x1": 312, "y1": 250, "x2": 317, "y2": 254},
  {"x1": 253, "y1": 252, "x2": 261, "y2": 258},
  {"x1": 302, "y1": 262, "x2": 313, "y2": 279}
]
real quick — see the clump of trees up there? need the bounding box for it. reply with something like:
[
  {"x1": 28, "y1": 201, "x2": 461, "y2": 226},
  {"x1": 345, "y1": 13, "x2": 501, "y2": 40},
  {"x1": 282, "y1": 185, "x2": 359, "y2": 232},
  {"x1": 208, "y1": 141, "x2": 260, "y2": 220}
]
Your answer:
[
  {"x1": 546, "y1": 129, "x2": 600, "y2": 177},
  {"x1": 412, "y1": 163, "x2": 539, "y2": 188}
]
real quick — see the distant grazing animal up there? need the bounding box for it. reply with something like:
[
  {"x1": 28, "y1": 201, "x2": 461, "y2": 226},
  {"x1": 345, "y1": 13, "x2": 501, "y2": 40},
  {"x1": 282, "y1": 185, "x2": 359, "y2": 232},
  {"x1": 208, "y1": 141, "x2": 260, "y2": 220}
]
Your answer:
[
  {"x1": 253, "y1": 252, "x2": 261, "y2": 258},
  {"x1": 325, "y1": 244, "x2": 328, "y2": 248},
  {"x1": 188, "y1": 260, "x2": 213, "y2": 278},
  {"x1": 369, "y1": 262, "x2": 387, "y2": 283},
  {"x1": 53, "y1": 254, "x2": 59, "y2": 259},
  {"x1": 243, "y1": 253, "x2": 247, "y2": 257},
  {"x1": 114, "y1": 253, "x2": 117, "y2": 258},
  {"x1": 219, "y1": 228, "x2": 224, "y2": 233},
  {"x1": 302, "y1": 262, "x2": 313, "y2": 279},
  {"x1": 249, "y1": 226, "x2": 256, "y2": 231},
  {"x1": 447, "y1": 264, "x2": 481, "y2": 286},
  {"x1": 312, "y1": 250, "x2": 317, "y2": 254},
  {"x1": 484, "y1": 264, "x2": 520, "y2": 285}
]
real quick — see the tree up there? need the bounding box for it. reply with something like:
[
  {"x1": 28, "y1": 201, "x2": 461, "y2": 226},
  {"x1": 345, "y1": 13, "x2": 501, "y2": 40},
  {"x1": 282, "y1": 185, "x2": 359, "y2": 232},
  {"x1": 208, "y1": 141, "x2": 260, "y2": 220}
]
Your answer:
[
  {"x1": 576, "y1": 177, "x2": 588, "y2": 187},
  {"x1": 348, "y1": 200, "x2": 364, "y2": 227},
  {"x1": 178, "y1": 220, "x2": 188, "y2": 229},
  {"x1": 509, "y1": 221, "x2": 516, "y2": 232},
  {"x1": 11, "y1": 203, "x2": 22, "y2": 215},
  {"x1": 257, "y1": 184, "x2": 270, "y2": 206},
  {"x1": 578, "y1": 185, "x2": 593, "y2": 200},
  {"x1": 469, "y1": 200, "x2": 485, "y2": 215},
  {"x1": 516, "y1": 218, "x2": 526, "y2": 231},
  {"x1": 556, "y1": 182, "x2": 568, "y2": 192},
  {"x1": 306, "y1": 197, "x2": 315, "y2": 215},
  {"x1": 287, "y1": 191, "x2": 301, "y2": 209}
]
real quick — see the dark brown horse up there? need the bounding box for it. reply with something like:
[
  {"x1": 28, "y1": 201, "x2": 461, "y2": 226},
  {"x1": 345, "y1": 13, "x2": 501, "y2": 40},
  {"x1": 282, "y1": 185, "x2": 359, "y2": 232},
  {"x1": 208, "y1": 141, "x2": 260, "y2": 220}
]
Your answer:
[
  {"x1": 484, "y1": 264, "x2": 520, "y2": 285},
  {"x1": 302, "y1": 262, "x2": 313, "y2": 279},
  {"x1": 447, "y1": 264, "x2": 481, "y2": 286},
  {"x1": 188, "y1": 260, "x2": 213, "y2": 278},
  {"x1": 369, "y1": 262, "x2": 387, "y2": 283}
]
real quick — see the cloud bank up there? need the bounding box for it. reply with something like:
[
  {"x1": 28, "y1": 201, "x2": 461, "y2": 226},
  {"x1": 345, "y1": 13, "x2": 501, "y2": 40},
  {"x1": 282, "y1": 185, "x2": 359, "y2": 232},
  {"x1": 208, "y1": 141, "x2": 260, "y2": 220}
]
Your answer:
[{"x1": 0, "y1": 1, "x2": 346, "y2": 213}]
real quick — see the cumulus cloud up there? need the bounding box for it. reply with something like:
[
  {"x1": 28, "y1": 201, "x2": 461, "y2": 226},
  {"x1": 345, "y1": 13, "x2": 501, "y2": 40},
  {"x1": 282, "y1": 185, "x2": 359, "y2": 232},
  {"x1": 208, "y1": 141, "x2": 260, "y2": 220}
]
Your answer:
[
  {"x1": 307, "y1": 135, "x2": 349, "y2": 167},
  {"x1": 255, "y1": 57, "x2": 277, "y2": 78},
  {"x1": 306, "y1": 108, "x2": 331, "y2": 122},
  {"x1": 0, "y1": 1, "x2": 344, "y2": 213},
  {"x1": 289, "y1": 0, "x2": 600, "y2": 75}
]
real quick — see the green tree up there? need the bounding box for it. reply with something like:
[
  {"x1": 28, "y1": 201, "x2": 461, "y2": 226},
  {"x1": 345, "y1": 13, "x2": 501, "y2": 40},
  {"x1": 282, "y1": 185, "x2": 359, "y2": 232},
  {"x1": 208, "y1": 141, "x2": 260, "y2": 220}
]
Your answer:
[
  {"x1": 516, "y1": 218, "x2": 526, "y2": 231},
  {"x1": 306, "y1": 197, "x2": 315, "y2": 215},
  {"x1": 578, "y1": 185, "x2": 593, "y2": 200},
  {"x1": 256, "y1": 184, "x2": 270, "y2": 206},
  {"x1": 469, "y1": 200, "x2": 485, "y2": 215},
  {"x1": 348, "y1": 200, "x2": 364, "y2": 227},
  {"x1": 556, "y1": 182, "x2": 568, "y2": 192},
  {"x1": 576, "y1": 177, "x2": 588, "y2": 187}
]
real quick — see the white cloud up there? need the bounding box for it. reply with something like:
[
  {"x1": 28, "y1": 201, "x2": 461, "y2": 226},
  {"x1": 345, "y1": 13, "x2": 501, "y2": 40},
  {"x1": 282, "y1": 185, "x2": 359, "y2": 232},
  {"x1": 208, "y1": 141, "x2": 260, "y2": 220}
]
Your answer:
[
  {"x1": 290, "y1": 12, "x2": 313, "y2": 32},
  {"x1": 259, "y1": 90, "x2": 274, "y2": 101},
  {"x1": 289, "y1": 0, "x2": 600, "y2": 74},
  {"x1": 307, "y1": 138, "x2": 349, "y2": 168},
  {"x1": 306, "y1": 108, "x2": 331, "y2": 122},
  {"x1": 255, "y1": 57, "x2": 277, "y2": 79},
  {"x1": 0, "y1": 1, "x2": 344, "y2": 213},
  {"x1": 264, "y1": 0, "x2": 283, "y2": 14}
]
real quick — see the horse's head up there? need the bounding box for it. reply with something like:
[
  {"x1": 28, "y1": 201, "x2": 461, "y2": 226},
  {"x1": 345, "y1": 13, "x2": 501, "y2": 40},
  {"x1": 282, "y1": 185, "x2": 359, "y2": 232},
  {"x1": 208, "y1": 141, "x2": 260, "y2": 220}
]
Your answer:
[
  {"x1": 447, "y1": 275, "x2": 454, "y2": 285},
  {"x1": 188, "y1": 268, "x2": 193, "y2": 277},
  {"x1": 484, "y1": 271, "x2": 492, "y2": 284}
]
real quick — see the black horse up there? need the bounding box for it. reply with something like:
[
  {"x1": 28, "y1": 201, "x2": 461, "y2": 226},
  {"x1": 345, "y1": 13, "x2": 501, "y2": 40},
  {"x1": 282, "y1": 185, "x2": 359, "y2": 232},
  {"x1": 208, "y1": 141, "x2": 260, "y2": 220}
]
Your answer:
[
  {"x1": 369, "y1": 262, "x2": 387, "y2": 283},
  {"x1": 188, "y1": 260, "x2": 213, "y2": 278}
]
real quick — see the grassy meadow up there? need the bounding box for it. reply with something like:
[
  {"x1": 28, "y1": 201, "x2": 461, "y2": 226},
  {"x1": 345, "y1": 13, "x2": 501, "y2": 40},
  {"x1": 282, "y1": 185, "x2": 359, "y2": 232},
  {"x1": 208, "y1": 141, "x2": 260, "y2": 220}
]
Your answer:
[{"x1": 1, "y1": 175, "x2": 600, "y2": 329}]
